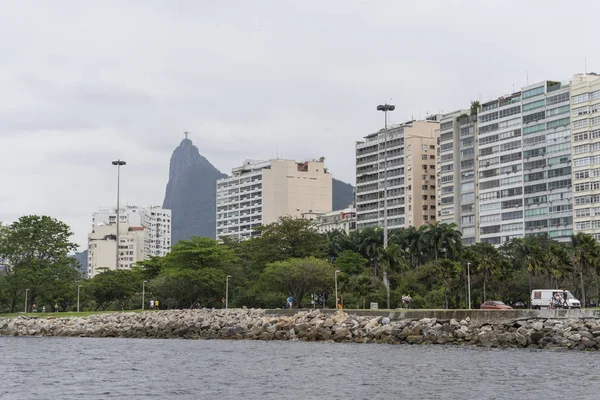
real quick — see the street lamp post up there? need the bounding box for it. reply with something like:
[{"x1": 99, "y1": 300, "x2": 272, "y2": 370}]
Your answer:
[
  {"x1": 142, "y1": 280, "x2": 148, "y2": 310},
  {"x1": 77, "y1": 285, "x2": 82, "y2": 312},
  {"x1": 111, "y1": 160, "x2": 126, "y2": 271},
  {"x1": 226, "y1": 275, "x2": 232, "y2": 309},
  {"x1": 466, "y1": 262, "x2": 472, "y2": 310},
  {"x1": 24, "y1": 289, "x2": 30, "y2": 313},
  {"x1": 334, "y1": 270, "x2": 341, "y2": 309},
  {"x1": 377, "y1": 103, "x2": 395, "y2": 310}
]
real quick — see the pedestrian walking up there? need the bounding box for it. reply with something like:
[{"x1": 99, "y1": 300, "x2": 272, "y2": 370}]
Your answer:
[
  {"x1": 32, "y1": 303, "x2": 38, "y2": 313},
  {"x1": 155, "y1": 299, "x2": 159, "y2": 310},
  {"x1": 150, "y1": 299, "x2": 154, "y2": 310},
  {"x1": 54, "y1": 302, "x2": 59, "y2": 313}
]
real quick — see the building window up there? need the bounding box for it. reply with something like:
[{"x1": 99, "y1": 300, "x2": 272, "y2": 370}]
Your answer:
[{"x1": 422, "y1": 154, "x2": 428, "y2": 160}]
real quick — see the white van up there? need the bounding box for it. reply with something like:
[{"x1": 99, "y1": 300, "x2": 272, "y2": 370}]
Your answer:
[{"x1": 531, "y1": 289, "x2": 581, "y2": 309}]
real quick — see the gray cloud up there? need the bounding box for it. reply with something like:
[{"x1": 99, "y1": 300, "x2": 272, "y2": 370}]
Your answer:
[{"x1": 0, "y1": 0, "x2": 598, "y2": 249}]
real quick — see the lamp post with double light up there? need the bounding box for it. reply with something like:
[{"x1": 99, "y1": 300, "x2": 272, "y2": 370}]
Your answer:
[
  {"x1": 226, "y1": 275, "x2": 232, "y2": 309},
  {"x1": 77, "y1": 285, "x2": 82, "y2": 312},
  {"x1": 142, "y1": 280, "x2": 148, "y2": 310},
  {"x1": 466, "y1": 262, "x2": 472, "y2": 310},
  {"x1": 111, "y1": 160, "x2": 126, "y2": 270},
  {"x1": 334, "y1": 270, "x2": 341, "y2": 309},
  {"x1": 24, "y1": 288, "x2": 30, "y2": 313},
  {"x1": 377, "y1": 104, "x2": 394, "y2": 310}
]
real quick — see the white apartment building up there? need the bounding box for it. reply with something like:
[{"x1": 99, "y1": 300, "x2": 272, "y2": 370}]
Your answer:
[
  {"x1": 571, "y1": 73, "x2": 600, "y2": 240},
  {"x1": 87, "y1": 206, "x2": 171, "y2": 278},
  {"x1": 87, "y1": 223, "x2": 146, "y2": 277},
  {"x1": 437, "y1": 110, "x2": 479, "y2": 245},
  {"x1": 216, "y1": 159, "x2": 332, "y2": 240},
  {"x1": 438, "y1": 77, "x2": 583, "y2": 245},
  {"x1": 303, "y1": 207, "x2": 357, "y2": 234},
  {"x1": 356, "y1": 119, "x2": 440, "y2": 232}
]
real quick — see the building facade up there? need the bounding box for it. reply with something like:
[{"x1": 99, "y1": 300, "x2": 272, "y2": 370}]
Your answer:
[
  {"x1": 87, "y1": 206, "x2": 171, "y2": 278},
  {"x1": 436, "y1": 75, "x2": 600, "y2": 245},
  {"x1": 437, "y1": 111, "x2": 479, "y2": 245},
  {"x1": 356, "y1": 119, "x2": 439, "y2": 231},
  {"x1": 305, "y1": 207, "x2": 357, "y2": 234},
  {"x1": 571, "y1": 73, "x2": 600, "y2": 240},
  {"x1": 216, "y1": 159, "x2": 332, "y2": 240}
]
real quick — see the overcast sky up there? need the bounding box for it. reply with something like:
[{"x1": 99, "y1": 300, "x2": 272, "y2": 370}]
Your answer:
[{"x1": 1, "y1": 0, "x2": 598, "y2": 250}]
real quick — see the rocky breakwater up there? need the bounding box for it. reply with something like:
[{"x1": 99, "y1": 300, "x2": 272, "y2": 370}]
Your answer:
[{"x1": 2, "y1": 309, "x2": 600, "y2": 350}]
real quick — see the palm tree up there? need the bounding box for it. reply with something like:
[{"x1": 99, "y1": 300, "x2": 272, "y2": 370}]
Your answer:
[
  {"x1": 471, "y1": 242, "x2": 503, "y2": 301},
  {"x1": 501, "y1": 237, "x2": 542, "y2": 303},
  {"x1": 422, "y1": 222, "x2": 462, "y2": 261},
  {"x1": 324, "y1": 230, "x2": 348, "y2": 263},
  {"x1": 390, "y1": 226, "x2": 427, "y2": 268},
  {"x1": 358, "y1": 227, "x2": 383, "y2": 275},
  {"x1": 570, "y1": 233, "x2": 600, "y2": 307}
]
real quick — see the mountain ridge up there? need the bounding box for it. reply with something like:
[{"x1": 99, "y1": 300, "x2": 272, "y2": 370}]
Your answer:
[{"x1": 162, "y1": 139, "x2": 355, "y2": 243}]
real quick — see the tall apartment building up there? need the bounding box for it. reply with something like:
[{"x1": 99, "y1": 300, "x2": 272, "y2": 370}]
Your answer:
[
  {"x1": 216, "y1": 159, "x2": 332, "y2": 240},
  {"x1": 437, "y1": 111, "x2": 479, "y2": 245},
  {"x1": 88, "y1": 223, "x2": 146, "y2": 277},
  {"x1": 438, "y1": 78, "x2": 578, "y2": 245},
  {"x1": 356, "y1": 119, "x2": 439, "y2": 231},
  {"x1": 521, "y1": 80, "x2": 572, "y2": 241},
  {"x1": 571, "y1": 73, "x2": 600, "y2": 240},
  {"x1": 87, "y1": 206, "x2": 172, "y2": 278}
]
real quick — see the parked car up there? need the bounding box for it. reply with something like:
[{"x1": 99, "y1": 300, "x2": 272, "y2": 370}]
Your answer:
[{"x1": 480, "y1": 301, "x2": 513, "y2": 310}]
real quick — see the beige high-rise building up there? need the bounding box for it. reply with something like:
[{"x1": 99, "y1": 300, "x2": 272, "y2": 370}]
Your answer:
[
  {"x1": 355, "y1": 118, "x2": 440, "y2": 231},
  {"x1": 87, "y1": 223, "x2": 146, "y2": 278},
  {"x1": 571, "y1": 73, "x2": 600, "y2": 240},
  {"x1": 216, "y1": 159, "x2": 332, "y2": 240}
]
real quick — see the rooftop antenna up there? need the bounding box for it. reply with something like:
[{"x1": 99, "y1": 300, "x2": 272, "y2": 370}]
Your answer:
[
  {"x1": 585, "y1": 57, "x2": 588, "y2": 74},
  {"x1": 183, "y1": 131, "x2": 190, "y2": 140},
  {"x1": 512, "y1": 83, "x2": 515, "y2": 92},
  {"x1": 527, "y1": 70, "x2": 529, "y2": 85}
]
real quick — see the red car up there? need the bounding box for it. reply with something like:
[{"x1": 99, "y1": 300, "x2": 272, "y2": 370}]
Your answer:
[{"x1": 480, "y1": 301, "x2": 513, "y2": 310}]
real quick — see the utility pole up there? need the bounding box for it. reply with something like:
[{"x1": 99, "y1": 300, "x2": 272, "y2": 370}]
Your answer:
[
  {"x1": 377, "y1": 104, "x2": 395, "y2": 309},
  {"x1": 112, "y1": 160, "x2": 126, "y2": 270}
]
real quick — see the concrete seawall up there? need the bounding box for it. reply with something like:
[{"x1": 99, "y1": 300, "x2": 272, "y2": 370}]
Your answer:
[{"x1": 2, "y1": 309, "x2": 600, "y2": 350}]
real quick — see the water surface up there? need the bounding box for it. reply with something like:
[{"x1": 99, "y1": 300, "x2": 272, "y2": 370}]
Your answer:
[{"x1": 1, "y1": 337, "x2": 599, "y2": 399}]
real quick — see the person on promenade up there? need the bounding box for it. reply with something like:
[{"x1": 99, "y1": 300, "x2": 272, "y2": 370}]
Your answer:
[
  {"x1": 32, "y1": 304, "x2": 37, "y2": 313},
  {"x1": 54, "y1": 302, "x2": 59, "y2": 313},
  {"x1": 150, "y1": 299, "x2": 154, "y2": 310},
  {"x1": 337, "y1": 297, "x2": 343, "y2": 309},
  {"x1": 155, "y1": 299, "x2": 159, "y2": 310},
  {"x1": 121, "y1": 303, "x2": 125, "y2": 312},
  {"x1": 42, "y1": 306, "x2": 46, "y2": 313}
]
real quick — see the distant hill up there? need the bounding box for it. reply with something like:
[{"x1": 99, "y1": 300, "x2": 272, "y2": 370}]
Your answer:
[
  {"x1": 162, "y1": 139, "x2": 227, "y2": 243},
  {"x1": 73, "y1": 250, "x2": 88, "y2": 276},
  {"x1": 332, "y1": 178, "x2": 354, "y2": 210},
  {"x1": 162, "y1": 139, "x2": 355, "y2": 243}
]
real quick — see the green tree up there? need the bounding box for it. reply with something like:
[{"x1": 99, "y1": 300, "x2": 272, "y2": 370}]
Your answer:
[
  {"x1": 0, "y1": 215, "x2": 80, "y2": 312},
  {"x1": 260, "y1": 257, "x2": 335, "y2": 308},
  {"x1": 335, "y1": 250, "x2": 368, "y2": 275},
  {"x1": 470, "y1": 100, "x2": 480, "y2": 116},
  {"x1": 86, "y1": 270, "x2": 137, "y2": 310},
  {"x1": 570, "y1": 233, "x2": 600, "y2": 307},
  {"x1": 246, "y1": 217, "x2": 326, "y2": 268},
  {"x1": 350, "y1": 274, "x2": 377, "y2": 309},
  {"x1": 471, "y1": 242, "x2": 504, "y2": 301},
  {"x1": 325, "y1": 230, "x2": 348, "y2": 262},
  {"x1": 421, "y1": 222, "x2": 462, "y2": 261}
]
